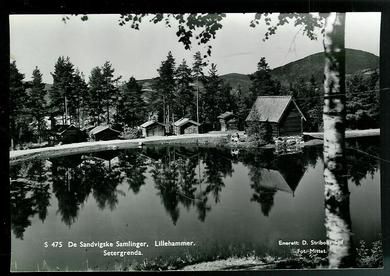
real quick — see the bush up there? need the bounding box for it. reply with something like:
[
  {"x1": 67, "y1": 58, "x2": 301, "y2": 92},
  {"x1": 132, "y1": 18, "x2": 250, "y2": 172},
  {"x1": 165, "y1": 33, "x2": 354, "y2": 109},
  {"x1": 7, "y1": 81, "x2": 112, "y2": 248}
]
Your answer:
[
  {"x1": 120, "y1": 126, "x2": 141, "y2": 139},
  {"x1": 356, "y1": 240, "x2": 383, "y2": 268},
  {"x1": 246, "y1": 121, "x2": 273, "y2": 146}
]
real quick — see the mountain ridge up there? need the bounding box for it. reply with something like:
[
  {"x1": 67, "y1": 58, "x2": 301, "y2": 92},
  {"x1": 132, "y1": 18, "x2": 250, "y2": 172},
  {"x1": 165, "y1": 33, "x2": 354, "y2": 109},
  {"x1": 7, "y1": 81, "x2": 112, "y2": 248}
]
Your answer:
[{"x1": 43, "y1": 49, "x2": 379, "y2": 98}]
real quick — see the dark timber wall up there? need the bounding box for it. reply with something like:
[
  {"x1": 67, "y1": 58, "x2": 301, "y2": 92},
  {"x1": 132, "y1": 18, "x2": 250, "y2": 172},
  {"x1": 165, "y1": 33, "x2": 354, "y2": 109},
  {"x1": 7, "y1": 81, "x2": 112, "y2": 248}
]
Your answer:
[
  {"x1": 278, "y1": 103, "x2": 303, "y2": 136},
  {"x1": 145, "y1": 125, "x2": 165, "y2": 137}
]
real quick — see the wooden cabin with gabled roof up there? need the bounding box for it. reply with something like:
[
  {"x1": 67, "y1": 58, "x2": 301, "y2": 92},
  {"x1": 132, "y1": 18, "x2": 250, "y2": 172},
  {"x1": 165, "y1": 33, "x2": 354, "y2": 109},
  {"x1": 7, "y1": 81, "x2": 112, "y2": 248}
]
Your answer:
[
  {"x1": 218, "y1": 111, "x2": 238, "y2": 132},
  {"x1": 173, "y1": 118, "x2": 201, "y2": 135},
  {"x1": 89, "y1": 125, "x2": 121, "y2": 141},
  {"x1": 54, "y1": 124, "x2": 87, "y2": 145},
  {"x1": 140, "y1": 120, "x2": 165, "y2": 137},
  {"x1": 245, "y1": 96, "x2": 306, "y2": 137}
]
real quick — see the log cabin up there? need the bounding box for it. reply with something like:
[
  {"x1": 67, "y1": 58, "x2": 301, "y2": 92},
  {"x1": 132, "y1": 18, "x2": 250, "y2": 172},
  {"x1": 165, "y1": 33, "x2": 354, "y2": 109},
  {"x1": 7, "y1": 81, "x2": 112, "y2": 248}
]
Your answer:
[
  {"x1": 173, "y1": 118, "x2": 200, "y2": 135},
  {"x1": 245, "y1": 96, "x2": 306, "y2": 137},
  {"x1": 140, "y1": 120, "x2": 166, "y2": 137},
  {"x1": 89, "y1": 125, "x2": 121, "y2": 141},
  {"x1": 55, "y1": 125, "x2": 87, "y2": 145},
  {"x1": 217, "y1": 111, "x2": 238, "y2": 132}
]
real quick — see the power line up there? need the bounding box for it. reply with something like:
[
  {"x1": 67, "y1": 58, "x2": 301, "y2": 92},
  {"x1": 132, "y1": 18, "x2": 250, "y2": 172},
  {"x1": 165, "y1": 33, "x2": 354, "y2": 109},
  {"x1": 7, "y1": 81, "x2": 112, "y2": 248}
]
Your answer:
[
  {"x1": 292, "y1": 87, "x2": 387, "y2": 101},
  {"x1": 239, "y1": 88, "x2": 387, "y2": 112},
  {"x1": 346, "y1": 147, "x2": 390, "y2": 164}
]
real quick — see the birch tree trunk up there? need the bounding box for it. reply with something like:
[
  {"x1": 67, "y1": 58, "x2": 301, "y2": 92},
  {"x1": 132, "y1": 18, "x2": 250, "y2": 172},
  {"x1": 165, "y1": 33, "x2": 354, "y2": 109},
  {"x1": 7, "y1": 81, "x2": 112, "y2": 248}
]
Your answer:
[{"x1": 323, "y1": 12, "x2": 354, "y2": 268}]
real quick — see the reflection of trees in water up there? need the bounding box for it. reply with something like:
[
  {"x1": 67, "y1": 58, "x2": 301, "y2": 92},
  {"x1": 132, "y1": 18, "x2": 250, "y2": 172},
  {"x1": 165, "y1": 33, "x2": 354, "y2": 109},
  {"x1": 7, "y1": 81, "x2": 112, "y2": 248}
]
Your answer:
[
  {"x1": 201, "y1": 148, "x2": 233, "y2": 203},
  {"x1": 118, "y1": 151, "x2": 147, "y2": 194},
  {"x1": 345, "y1": 138, "x2": 379, "y2": 186},
  {"x1": 251, "y1": 187, "x2": 276, "y2": 217},
  {"x1": 10, "y1": 159, "x2": 51, "y2": 239},
  {"x1": 51, "y1": 154, "x2": 123, "y2": 225},
  {"x1": 195, "y1": 191, "x2": 212, "y2": 222},
  {"x1": 10, "y1": 139, "x2": 380, "y2": 239},
  {"x1": 323, "y1": 138, "x2": 379, "y2": 267},
  {"x1": 11, "y1": 153, "x2": 126, "y2": 233},
  {"x1": 51, "y1": 155, "x2": 91, "y2": 226},
  {"x1": 177, "y1": 157, "x2": 198, "y2": 209},
  {"x1": 150, "y1": 153, "x2": 181, "y2": 225},
  {"x1": 241, "y1": 149, "x2": 281, "y2": 216},
  {"x1": 302, "y1": 145, "x2": 323, "y2": 169},
  {"x1": 87, "y1": 159, "x2": 123, "y2": 211},
  {"x1": 241, "y1": 148, "x2": 313, "y2": 216},
  {"x1": 146, "y1": 146, "x2": 233, "y2": 223},
  {"x1": 11, "y1": 181, "x2": 37, "y2": 239}
]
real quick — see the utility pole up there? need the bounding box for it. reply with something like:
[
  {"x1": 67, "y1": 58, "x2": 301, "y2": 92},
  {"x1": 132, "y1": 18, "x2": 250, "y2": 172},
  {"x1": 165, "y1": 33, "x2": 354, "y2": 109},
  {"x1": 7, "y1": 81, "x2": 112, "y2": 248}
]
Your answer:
[{"x1": 196, "y1": 76, "x2": 199, "y2": 124}]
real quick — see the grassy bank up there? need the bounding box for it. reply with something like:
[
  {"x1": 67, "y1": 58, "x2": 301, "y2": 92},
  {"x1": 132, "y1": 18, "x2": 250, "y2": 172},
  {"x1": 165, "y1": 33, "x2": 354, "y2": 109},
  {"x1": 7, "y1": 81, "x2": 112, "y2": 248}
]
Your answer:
[{"x1": 131, "y1": 239, "x2": 383, "y2": 271}]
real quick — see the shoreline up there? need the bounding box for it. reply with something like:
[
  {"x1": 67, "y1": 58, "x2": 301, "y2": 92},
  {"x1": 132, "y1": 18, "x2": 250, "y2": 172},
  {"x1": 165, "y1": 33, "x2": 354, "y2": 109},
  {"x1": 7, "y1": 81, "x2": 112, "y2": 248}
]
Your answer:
[
  {"x1": 9, "y1": 133, "x2": 229, "y2": 163},
  {"x1": 9, "y1": 129, "x2": 379, "y2": 163}
]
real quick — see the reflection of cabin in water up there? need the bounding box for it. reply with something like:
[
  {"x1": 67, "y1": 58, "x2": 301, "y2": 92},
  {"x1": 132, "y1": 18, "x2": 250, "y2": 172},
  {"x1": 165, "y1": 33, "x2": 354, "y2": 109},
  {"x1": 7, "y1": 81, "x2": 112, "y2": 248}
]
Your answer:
[
  {"x1": 90, "y1": 150, "x2": 120, "y2": 169},
  {"x1": 173, "y1": 118, "x2": 200, "y2": 135},
  {"x1": 258, "y1": 169, "x2": 296, "y2": 194},
  {"x1": 245, "y1": 96, "x2": 306, "y2": 137},
  {"x1": 252, "y1": 162, "x2": 305, "y2": 217},
  {"x1": 218, "y1": 111, "x2": 238, "y2": 132},
  {"x1": 140, "y1": 120, "x2": 165, "y2": 137},
  {"x1": 91, "y1": 150, "x2": 119, "y2": 162},
  {"x1": 89, "y1": 125, "x2": 121, "y2": 141},
  {"x1": 50, "y1": 154, "x2": 83, "y2": 169},
  {"x1": 258, "y1": 152, "x2": 306, "y2": 196},
  {"x1": 273, "y1": 152, "x2": 306, "y2": 193}
]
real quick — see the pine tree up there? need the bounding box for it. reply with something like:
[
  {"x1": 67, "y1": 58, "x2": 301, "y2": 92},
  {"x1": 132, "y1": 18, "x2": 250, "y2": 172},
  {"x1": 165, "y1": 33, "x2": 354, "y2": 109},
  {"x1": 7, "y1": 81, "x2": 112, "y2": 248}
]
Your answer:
[
  {"x1": 27, "y1": 67, "x2": 47, "y2": 143},
  {"x1": 346, "y1": 72, "x2": 379, "y2": 129},
  {"x1": 203, "y1": 63, "x2": 227, "y2": 129},
  {"x1": 249, "y1": 57, "x2": 279, "y2": 100},
  {"x1": 233, "y1": 85, "x2": 250, "y2": 128},
  {"x1": 9, "y1": 61, "x2": 27, "y2": 148},
  {"x1": 116, "y1": 76, "x2": 145, "y2": 127},
  {"x1": 70, "y1": 70, "x2": 88, "y2": 127},
  {"x1": 192, "y1": 51, "x2": 207, "y2": 123},
  {"x1": 154, "y1": 51, "x2": 176, "y2": 127},
  {"x1": 101, "y1": 61, "x2": 121, "y2": 124},
  {"x1": 174, "y1": 59, "x2": 195, "y2": 119},
  {"x1": 50, "y1": 56, "x2": 75, "y2": 124},
  {"x1": 88, "y1": 67, "x2": 105, "y2": 125}
]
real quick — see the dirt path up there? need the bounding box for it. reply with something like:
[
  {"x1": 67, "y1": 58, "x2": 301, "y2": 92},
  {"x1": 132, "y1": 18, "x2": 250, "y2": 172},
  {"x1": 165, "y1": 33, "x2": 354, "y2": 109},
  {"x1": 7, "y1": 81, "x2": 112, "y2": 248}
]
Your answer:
[
  {"x1": 304, "y1": 128, "x2": 380, "y2": 139},
  {"x1": 9, "y1": 128, "x2": 379, "y2": 163},
  {"x1": 9, "y1": 133, "x2": 229, "y2": 163},
  {"x1": 181, "y1": 256, "x2": 276, "y2": 271}
]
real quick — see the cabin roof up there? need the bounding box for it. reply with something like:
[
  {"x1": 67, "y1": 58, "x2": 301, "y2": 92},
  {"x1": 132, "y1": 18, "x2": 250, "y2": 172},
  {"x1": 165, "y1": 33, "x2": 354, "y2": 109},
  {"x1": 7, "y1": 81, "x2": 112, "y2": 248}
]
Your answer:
[
  {"x1": 54, "y1": 124, "x2": 70, "y2": 133},
  {"x1": 173, "y1": 118, "x2": 201, "y2": 127},
  {"x1": 217, "y1": 111, "x2": 234, "y2": 120},
  {"x1": 245, "y1": 96, "x2": 306, "y2": 123},
  {"x1": 57, "y1": 124, "x2": 81, "y2": 135},
  {"x1": 140, "y1": 120, "x2": 165, "y2": 128},
  {"x1": 89, "y1": 125, "x2": 120, "y2": 135}
]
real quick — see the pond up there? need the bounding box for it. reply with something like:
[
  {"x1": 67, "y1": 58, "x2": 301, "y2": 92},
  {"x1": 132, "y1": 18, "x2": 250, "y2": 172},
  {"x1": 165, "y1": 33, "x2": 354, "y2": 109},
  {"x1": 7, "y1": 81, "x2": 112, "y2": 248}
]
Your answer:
[{"x1": 9, "y1": 137, "x2": 382, "y2": 271}]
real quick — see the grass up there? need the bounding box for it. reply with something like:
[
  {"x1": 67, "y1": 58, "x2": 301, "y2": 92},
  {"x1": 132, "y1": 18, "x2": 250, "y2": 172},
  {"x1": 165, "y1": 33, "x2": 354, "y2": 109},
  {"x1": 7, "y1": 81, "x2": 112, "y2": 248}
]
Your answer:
[{"x1": 15, "y1": 239, "x2": 382, "y2": 272}]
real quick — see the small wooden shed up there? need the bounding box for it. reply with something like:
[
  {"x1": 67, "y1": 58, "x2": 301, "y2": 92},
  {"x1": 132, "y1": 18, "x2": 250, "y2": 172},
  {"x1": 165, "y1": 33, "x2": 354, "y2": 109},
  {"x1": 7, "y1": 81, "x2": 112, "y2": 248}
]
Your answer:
[
  {"x1": 89, "y1": 125, "x2": 121, "y2": 141},
  {"x1": 173, "y1": 118, "x2": 200, "y2": 135},
  {"x1": 217, "y1": 111, "x2": 238, "y2": 132},
  {"x1": 55, "y1": 125, "x2": 87, "y2": 145},
  {"x1": 245, "y1": 96, "x2": 306, "y2": 137},
  {"x1": 140, "y1": 120, "x2": 165, "y2": 137}
]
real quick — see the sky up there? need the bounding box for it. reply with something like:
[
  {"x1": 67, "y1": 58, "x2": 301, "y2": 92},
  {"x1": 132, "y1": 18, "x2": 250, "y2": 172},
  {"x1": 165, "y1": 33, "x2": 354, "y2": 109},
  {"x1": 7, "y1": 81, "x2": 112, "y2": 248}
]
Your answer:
[{"x1": 9, "y1": 13, "x2": 381, "y2": 84}]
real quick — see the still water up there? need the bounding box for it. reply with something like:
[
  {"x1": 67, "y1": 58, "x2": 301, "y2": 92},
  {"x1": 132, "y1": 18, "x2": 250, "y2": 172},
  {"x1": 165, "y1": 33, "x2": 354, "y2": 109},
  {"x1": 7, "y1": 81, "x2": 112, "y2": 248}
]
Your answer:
[{"x1": 10, "y1": 137, "x2": 381, "y2": 271}]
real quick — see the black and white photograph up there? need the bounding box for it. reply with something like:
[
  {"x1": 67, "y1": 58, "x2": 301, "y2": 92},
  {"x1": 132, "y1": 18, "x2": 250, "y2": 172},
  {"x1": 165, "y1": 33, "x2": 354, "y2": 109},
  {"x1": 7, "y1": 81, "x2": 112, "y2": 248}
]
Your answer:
[{"x1": 8, "y1": 12, "x2": 384, "y2": 271}]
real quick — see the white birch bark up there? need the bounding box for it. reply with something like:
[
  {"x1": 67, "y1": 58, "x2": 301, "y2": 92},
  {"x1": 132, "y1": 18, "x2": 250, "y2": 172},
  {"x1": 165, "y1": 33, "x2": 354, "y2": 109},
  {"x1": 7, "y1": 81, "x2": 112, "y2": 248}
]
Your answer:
[{"x1": 323, "y1": 12, "x2": 354, "y2": 268}]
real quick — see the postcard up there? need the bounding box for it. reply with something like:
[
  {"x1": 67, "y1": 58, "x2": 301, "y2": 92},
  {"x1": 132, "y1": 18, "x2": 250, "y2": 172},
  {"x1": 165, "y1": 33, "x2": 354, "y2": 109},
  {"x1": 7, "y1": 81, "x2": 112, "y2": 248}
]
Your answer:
[{"x1": 8, "y1": 12, "x2": 384, "y2": 271}]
